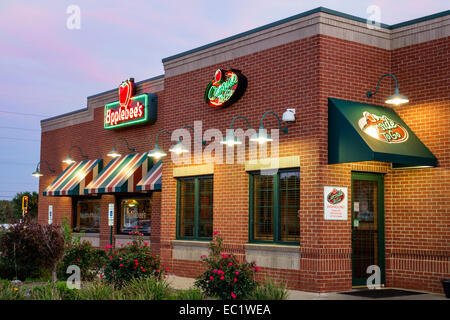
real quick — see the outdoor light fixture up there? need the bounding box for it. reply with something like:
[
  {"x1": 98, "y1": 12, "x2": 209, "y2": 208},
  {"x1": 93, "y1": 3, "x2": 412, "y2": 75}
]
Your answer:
[
  {"x1": 32, "y1": 160, "x2": 55, "y2": 178},
  {"x1": 221, "y1": 115, "x2": 251, "y2": 147},
  {"x1": 367, "y1": 73, "x2": 409, "y2": 106},
  {"x1": 107, "y1": 137, "x2": 136, "y2": 158},
  {"x1": 250, "y1": 111, "x2": 288, "y2": 145},
  {"x1": 169, "y1": 125, "x2": 206, "y2": 155},
  {"x1": 63, "y1": 146, "x2": 88, "y2": 164},
  {"x1": 148, "y1": 130, "x2": 171, "y2": 159}
]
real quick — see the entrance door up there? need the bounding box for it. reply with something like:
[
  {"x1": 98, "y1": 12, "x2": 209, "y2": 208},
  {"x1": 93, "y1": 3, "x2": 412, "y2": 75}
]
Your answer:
[{"x1": 351, "y1": 172, "x2": 385, "y2": 286}]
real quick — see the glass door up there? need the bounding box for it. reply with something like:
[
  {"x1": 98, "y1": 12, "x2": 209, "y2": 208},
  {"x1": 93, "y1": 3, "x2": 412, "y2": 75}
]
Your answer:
[{"x1": 351, "y1": 172, "x2": 385, "y2": 286}]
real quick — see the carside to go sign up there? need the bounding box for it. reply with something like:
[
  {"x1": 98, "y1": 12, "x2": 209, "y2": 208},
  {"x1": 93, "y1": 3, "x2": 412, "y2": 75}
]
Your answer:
[
  {"x1": 324, "y1": 186, "x2": 348, "y2": 220},
  {"x1": 108, "y1": 203, "x2": 114, "y2": 226}
]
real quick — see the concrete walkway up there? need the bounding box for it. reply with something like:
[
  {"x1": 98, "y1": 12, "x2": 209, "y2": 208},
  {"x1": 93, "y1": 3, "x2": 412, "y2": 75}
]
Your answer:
[{"x1": 165, "y1": 275, "x2": 447, "y2": 300}]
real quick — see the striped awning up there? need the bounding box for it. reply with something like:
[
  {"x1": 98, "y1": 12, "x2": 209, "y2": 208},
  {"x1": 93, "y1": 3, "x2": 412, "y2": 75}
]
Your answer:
[
  {"x1": 84, "y1": 153, "x2": 151, "y2": 194},
  {"x1": 136, "y1": 160, "x2": 162, "y2": 191},
  {"x1": 43, "y1": 159, "x2": 103, "y2": 196}
]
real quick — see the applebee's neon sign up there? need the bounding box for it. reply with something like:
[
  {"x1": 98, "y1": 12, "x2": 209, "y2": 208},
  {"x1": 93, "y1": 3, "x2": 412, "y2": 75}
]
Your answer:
[
  {"x1": 104, "y1": 78, "x2": 157, "y2": 129},
  {"x1": 204, "y1": 69, "x2": 247, "y2": 107}
]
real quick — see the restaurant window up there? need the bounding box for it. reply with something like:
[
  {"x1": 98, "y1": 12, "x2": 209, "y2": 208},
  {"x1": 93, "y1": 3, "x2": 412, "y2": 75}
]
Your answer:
[
  {"x1": 249, "y1": 169, "x2": 300, "y2": 244},
  {"x1": 73, "y1": 199, "x2": 101, "y2": 233},
  {"x1": 177, "y1": 176, "x2": 213, "y2": 240},
  {"x1": 119, "y1": 197, "x2": 151, "y2": 235}
]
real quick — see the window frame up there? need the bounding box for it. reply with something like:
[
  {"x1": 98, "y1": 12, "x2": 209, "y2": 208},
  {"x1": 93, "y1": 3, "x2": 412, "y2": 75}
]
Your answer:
[
  {"x1": 176, "y1": 175, "x2": 213, "y2": 241},
  {"x1": 72, "y1": 196, "x2": 101, "y2": 234},
  {"x1": 248, "y1": 168, "x2": 300, "y2": 245},
  {"x1": 116, "y1": 195, "x2": 152, "y2": 236}
]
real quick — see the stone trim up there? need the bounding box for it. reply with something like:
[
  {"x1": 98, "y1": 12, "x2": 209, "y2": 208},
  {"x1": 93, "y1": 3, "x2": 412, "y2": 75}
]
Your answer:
[
  {"x1": 172, "y1": 240, "x2": 210, "y2": 261},
  {"x1": 41, "y1": 76, "x2": 164, "y2": 132},
  {"x1": 114, "y1": 234, "x2": 151, "y2": 247},
  {"x1": 173, "y1": 163, "x2": 214, "y2": 177},
  {"x1": 163, "y1": 11, "x2": 449, "y2": 77},
  {"x1": 245, "y1": 243, "x2": 300, "y2": 270},
  {"x1": 72, "y1": 233, "x2": 100, "y2": 247},
  {"x1": 245, "y1": 156, "x2": 300, "y2": 171}
]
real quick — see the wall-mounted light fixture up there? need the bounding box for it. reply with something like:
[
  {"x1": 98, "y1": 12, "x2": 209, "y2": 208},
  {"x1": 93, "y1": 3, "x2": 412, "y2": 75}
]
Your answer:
[
  {"x1": 367, "y1": 73, "x2": 409, "y2": 106},
  {"x1": 32, "y1": 160, "x2": 55, "y2": 178},
  {"x1": 250, "y1": 111, "x2": 288, "y2": 145},
  {"x1": 62, "y1": 145, "x2": 88, "y2": 164},
  {"x1": 221, "y1": 115, "x2": 251, "y2": 147},
  {"x1": 169, "y1": 125, "x2": 206, "y2": 155},
  {"x1": 107, "y1": 137, "x2": 136, "y2": 158},
  {"x1": 148, "y1": 130, "x2": 171, "y2": 159}
]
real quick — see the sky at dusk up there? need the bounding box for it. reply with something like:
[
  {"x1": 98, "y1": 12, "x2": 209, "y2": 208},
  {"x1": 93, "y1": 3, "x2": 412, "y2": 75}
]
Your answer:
[{"x1": 0, "y1": 0, "x2": 448, "y2": 200}]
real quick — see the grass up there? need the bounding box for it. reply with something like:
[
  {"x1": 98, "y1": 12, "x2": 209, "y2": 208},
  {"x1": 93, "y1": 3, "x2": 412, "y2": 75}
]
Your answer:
[{"x1": 247, "y1": 278, "x2": 289, "y2": 300}]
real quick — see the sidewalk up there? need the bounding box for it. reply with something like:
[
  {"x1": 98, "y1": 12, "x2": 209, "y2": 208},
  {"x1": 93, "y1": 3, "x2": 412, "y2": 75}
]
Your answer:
[{"x1": 165, "y1": 275, "x2": 447, "y2": 300}]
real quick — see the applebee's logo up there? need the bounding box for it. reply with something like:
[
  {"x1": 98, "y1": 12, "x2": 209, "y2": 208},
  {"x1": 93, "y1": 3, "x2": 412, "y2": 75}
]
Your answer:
[
  {"x1": 358, "y1": 111, "x2": 408, "y2": 143},
  {"x1": 119, "y1": 79, "x2": 134, "y2": 108},
  {"x1": 327, "y1": 188, "x2": 345, "y2": 204},
  {"x1": 204, "y1": 69, "x2": 247, "y2": 107}
]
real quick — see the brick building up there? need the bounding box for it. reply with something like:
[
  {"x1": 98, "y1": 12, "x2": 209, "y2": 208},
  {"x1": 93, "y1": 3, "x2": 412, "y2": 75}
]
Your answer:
[{"x1": 37, "y1": 7, "x2": 449, "y2": 293}]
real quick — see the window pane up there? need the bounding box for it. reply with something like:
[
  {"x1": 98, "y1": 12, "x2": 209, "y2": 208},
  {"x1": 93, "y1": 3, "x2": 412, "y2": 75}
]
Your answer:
[
  {"x1": 120, "y1": 198, "x2": 151, "y2": 234},
  {"x1": 198, "y1": 178, "x2": 213, "y2": 238},
  {"x1": 280, "y1": 171, "x2": 300, "y2": 242},
  {"x1": 75, "y1": 200, "x2": 100, "y2": 233},
  {"x1": 179, "y1": 179, "x2": 195, "y2": 238},
  {"x1": 253, "y1": 174, "x2": 274, "y2": 241}
]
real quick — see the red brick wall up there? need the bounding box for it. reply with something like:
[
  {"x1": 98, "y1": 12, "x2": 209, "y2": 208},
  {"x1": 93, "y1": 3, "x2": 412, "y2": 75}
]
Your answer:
[{"x1": 38, "y1": 32, "x2": 449, "y2": 294}]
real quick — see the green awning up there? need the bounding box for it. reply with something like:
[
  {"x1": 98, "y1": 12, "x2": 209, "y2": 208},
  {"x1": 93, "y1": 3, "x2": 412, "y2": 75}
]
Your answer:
[{"x1": 328, "y1": 98, "x2": 437, "y2": 168}]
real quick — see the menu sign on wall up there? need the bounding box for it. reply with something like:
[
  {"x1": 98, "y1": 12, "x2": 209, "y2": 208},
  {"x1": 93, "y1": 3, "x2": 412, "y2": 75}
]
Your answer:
[
  {"x1": 204, "y1": 69, "x2": 247, "y2": 107},
  {"x1": 324, "y1": 186, "x2": 348, "y2": 220},
  {"x1": 104, "y1": 78, "x2": 157, "y2": 129}
]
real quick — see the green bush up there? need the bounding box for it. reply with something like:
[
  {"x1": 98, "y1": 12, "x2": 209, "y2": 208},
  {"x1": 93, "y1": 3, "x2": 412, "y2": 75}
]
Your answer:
[
  {"x1": 121, "y1": 276, "x2": 171, "y2": 300},
  {"x1": 29, "y1": 283, "x2": 61, "y2": 300},
  {"x1": 56, "y1": 281, "x2": 80, "y2": 300},
  {"x1": 172, "y1": 288, "x2": 205, "y2": 300},
  {"x1": 103, "y1": 230, "x2": 165, "y2": 288},
  {"x1": 247, "y1": 278, "x2": 289, "y2": 300},
  {"x1": 57, "y1": 236, "x2": 107, "y2": 281},
  {"x1": 78, "y1": 281, "x2": 118, "y2": 300},
  {"x1": 195, "y1": 233, "x2": 259, "y2": 300},
  {"x1": 0, "y1": 280, "x2": 26, "y2": 300},
  {"x1": 0, "y1": 221, "x2": 65, "y2": 281}
]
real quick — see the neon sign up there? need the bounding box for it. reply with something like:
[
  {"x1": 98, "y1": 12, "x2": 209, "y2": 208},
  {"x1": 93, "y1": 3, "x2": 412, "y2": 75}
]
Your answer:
[
  {"x1": 204, "y1": 69, "x2": 247, "y2": 107},
  {"x1": 104, "y1": 78, "x2": 157, "y2": 129},
  {"x1": 358, "y1": 111, "x2": 408, "y2": 143}
]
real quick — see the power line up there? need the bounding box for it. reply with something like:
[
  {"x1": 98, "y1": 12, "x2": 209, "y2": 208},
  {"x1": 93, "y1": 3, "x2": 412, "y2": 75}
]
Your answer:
[
  {"x1": 0, "y1": 126, "x2": 40, "y2": 132},
  {"x1": 0, "y1": 110, "x2": 50, "y2": 117},
  {"x1": 0, "y1": 137, "x2": 40, "y2": 142}
]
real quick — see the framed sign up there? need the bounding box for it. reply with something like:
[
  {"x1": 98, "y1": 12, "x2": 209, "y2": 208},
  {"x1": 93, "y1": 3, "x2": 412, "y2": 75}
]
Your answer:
[
  {"x1": 324, "y1": 186, "x2": 348, "y2": 220},
  {"x1": 108, "y1": 203, "x2": 114, "y2": 227},
  {"x1": 104, "y1": 78, "x2": 157, "y2": 129},
  {"x1": 48, "y1": 205, "x2": 53, "y2": 225},
  {"x1": 204, "y1": 69, "x2": 247, "y2": 107}
]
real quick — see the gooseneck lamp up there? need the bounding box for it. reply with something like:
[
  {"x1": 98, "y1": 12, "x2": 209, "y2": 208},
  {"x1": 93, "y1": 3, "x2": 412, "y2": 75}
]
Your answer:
[
  {"x1": 32, "y1": 160, "x2": 55, "y2": 178},
  {"x1": 148, "y1": 130, "x2": 171, "y2": 159},
  {"x1": 107, "y1": 137, "x2": 136, "y2": 158},
  {"x1": 169, "y1": 125, "x2": 206, "y2": 155},
  {"x1": 250, "y1": 111, "x2": 288, "y2": 144},
  {"x1": 221, "y1": 115, "x2": 251, "y2": 147},
  {"x1": 62, "y1": 145, "x2": 88, "y2": 164},
  {"x1": 367, "y1": 73, "x2": 409, "y2": 106}
]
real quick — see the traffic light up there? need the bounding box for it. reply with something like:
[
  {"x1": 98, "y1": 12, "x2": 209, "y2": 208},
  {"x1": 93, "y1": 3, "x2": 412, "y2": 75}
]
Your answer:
[{"x1": 22, "y1": 196, "x2": 28, "y2": 215}]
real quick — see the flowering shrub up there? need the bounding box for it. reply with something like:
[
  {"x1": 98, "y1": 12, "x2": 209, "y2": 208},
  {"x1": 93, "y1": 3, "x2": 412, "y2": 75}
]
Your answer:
[
  {"x1": 195, "y1": 233, "x2": 259, "y2": 300},
  {"x1": 103, "y1": 229, "x2": 166, "y2": 288},
  {"x1": 57, "y1": 236, "x2": 107, "y2": 281}
]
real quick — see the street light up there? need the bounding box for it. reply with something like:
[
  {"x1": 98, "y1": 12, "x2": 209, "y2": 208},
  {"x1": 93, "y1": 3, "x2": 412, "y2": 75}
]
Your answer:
[
  {"x1": 63, "y1": 145, "x2": 88, "y2": 164},
  {"x1": 221, "y1": 115, "x2": 251, "y2": 147},
  {"x1": 107, "y1": 137, "x2": 136, "y2": 158},
  {"x1": 250, "y1": 111, "x2": 288, "y2": 144},
  {"x1": 367, "y1": 73, "x2": 409, "y2": 106},
  {"x1": 32, "y1": 160, "x2": 55, "y2": 178}
]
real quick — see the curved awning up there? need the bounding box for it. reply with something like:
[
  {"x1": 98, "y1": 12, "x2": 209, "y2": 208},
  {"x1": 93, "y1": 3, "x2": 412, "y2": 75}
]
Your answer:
[
  {"x1": 84, "y1": 153, "x2": 151, "y2": 194},
  {"x1": 136, "y1": 160, "x2": 162, "y2": 191},
  {"x1": 43, "y1": 159, "x2": 103, "y2": 196},
  {"x1": 328, "y1": 98, "x2": 437, "y2": 168}
]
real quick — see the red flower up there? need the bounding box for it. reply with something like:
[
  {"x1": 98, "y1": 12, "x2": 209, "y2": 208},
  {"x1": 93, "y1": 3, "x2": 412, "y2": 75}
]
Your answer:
[
  {"x1": 220, "y1": 276, "x2": 225, "y2": 280},
  {"x1": 235, "y1": 271, "x2": 239, "y2": 276},
  {"x1": 231, "y1": 292, "x2": 237, "y2": 299},
  {"x1": 213, "y1": 231, "x2": 219, "y2": 235},
  {"x1": 109, "y1": 256, "x2": 113, "y2": 260},
  {"x1": 119, "y1": 264, "x2": 123, "y2": 267},
  {"x1": 210, "y1": 276, "x2": 214, "y2": 280},
  {"x1": 234, "y1": 278, "x2": 237, "y2": 282},
  {"x1": 99, "y1": 275, "x2": 103, "y2": 278},
  {"x1": 228, "y1": 262, "x2": 233, "y2": 266},
  {"x1": 255, "y1": 266, "x2": 259, "y2": 272}
]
